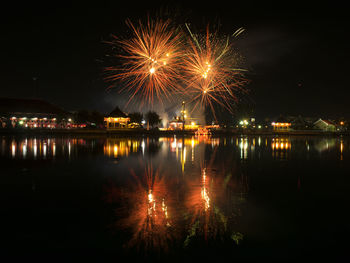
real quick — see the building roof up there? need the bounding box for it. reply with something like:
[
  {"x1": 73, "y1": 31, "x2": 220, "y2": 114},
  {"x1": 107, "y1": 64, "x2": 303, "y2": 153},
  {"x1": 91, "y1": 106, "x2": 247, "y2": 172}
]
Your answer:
[
  {"x1": 108, "y1": 106, "x2": 128, "y2": 118},
  {"x1": 323, "y1": 119, "x2": 336, "y2": 126},
  {"x1": 314, "y1": 118, "x2": 336, "y2": 126},
  {"x1": 0, "y1": 97, "x2": 68, "y2": 116}
]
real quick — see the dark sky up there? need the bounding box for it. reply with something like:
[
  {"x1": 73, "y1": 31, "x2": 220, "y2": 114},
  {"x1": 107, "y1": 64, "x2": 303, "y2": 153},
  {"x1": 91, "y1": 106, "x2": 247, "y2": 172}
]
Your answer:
[{"x1": 1, "y1": 1, "x2": 349, "y2": 119}]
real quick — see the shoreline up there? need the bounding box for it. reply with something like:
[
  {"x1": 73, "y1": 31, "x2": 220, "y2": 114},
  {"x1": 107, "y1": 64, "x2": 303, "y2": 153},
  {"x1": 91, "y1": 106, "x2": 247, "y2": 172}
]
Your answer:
[{"x1": 0, "y1": 128, "x2": 348, "y2": 137}]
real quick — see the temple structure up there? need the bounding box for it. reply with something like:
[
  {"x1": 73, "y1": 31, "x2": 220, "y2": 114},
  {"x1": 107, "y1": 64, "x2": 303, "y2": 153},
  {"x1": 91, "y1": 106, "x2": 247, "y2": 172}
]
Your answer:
[{"x1": 104, "y1": 106, "x2": 130, "y2": 130}]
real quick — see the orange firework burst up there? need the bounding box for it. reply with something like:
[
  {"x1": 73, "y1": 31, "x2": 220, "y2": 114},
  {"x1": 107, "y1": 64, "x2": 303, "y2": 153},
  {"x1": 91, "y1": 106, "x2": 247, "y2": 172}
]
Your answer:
[
  {"x1": 182, "y1": 24, "x2": 248, "y2": 118},
  {"x1": 105, "y1": 18, "x2": 184, "y2": 106}
]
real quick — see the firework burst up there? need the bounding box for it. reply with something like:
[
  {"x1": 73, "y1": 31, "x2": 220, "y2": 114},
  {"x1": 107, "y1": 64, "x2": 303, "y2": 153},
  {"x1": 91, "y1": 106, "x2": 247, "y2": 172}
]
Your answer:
[
  {"x1": 182, "y1": 24, "x2": 248, "y2": 118},
  {"x1": 105, "y1": 18, "x2": 184, "y2": 106}
]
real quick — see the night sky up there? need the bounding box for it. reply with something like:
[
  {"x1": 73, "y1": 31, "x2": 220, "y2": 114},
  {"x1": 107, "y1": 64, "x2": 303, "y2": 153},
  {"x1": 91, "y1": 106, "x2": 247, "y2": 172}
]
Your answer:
[{"x1": 1, "y1": 1, "x2": 349, "y2": 119}]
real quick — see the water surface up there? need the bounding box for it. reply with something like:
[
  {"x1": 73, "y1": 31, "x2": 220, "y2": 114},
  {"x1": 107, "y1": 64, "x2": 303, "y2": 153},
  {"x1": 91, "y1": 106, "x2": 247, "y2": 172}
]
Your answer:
[{"x1": 1, "y1": 135, "x2": 349, "y2": 261}]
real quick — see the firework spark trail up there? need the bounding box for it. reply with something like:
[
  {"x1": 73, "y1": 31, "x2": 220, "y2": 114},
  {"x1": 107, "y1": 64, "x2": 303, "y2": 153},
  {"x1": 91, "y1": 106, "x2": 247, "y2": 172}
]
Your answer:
[
  {"x1": 182, "y1": 24, "x2": 248, "y2": 118},
  {"x1": 105, "y1": 18, "x2": 184, "y2": 107}
]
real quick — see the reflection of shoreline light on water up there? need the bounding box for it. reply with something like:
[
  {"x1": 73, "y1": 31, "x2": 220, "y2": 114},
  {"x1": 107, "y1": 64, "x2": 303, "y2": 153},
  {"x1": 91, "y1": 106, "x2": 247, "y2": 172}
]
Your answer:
[
  {"x1": 271, "y1": 138, "x2": 291, "y2": 160},
  {"x1": 11, "y1": 141, "x2": 16, "y2": 158},
  {"x1": 104, "y1": 138, "x2": 141, "y2": 158},
  {"x1": 68, "y1": 141, "x2": 71, "y2": 157},
  {"x1": 1, "y1": 137, "x2": 84, "y2": 159},
  {"x1": 141, "y1": 140, "x2": 145, "y2": 155},
  {"x1": 22, "y1": 143, "x2": 27, "y2": 159},
  {"x1": 164, "y1": 136, "x2": 202, "y2": 171},
  {"x1": 2, "y1": 136, "x2": 347, "y2": 164},
  {"x1": 43, "y1": 142, "x2": 47, "y2": 158},
  {"x1": 53, "y1": 142, "x2": 56, "y2": 157},
  {"x1": 271, "y1": 138, "x2": 291, "y2": 151},
  {"x1": 340, "y1": 139, "x2": 343, "y2": 161},
  {"x1": 240, "y1": 137, "x2": 248, "y2": 160},
  {"x1": 33, "y1": 139, "x2": 37, "y2": 159},
  {"x1": 314, "y1": 138, "x2": 336, "y2": 153}
]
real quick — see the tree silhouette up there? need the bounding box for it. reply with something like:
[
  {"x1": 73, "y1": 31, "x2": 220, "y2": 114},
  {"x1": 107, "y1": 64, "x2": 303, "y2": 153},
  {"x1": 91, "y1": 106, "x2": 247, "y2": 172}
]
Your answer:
[
  {"x1": 146, "y1": 111, "x2": 161, "y2": 128},
  {"x1": 128, "y1": 112, "x2": 143, "y2": 126}
]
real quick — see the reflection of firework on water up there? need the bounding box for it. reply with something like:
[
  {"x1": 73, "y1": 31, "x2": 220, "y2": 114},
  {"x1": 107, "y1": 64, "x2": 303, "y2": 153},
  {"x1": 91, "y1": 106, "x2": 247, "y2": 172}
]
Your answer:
[
  {"x1": 182, "y1": 24, "x2": 248, "y2": 118},
  {"x1": 184, "y1": 147, "x2": 248, "y2": 246},
  {"x1": 105, "y1": 18, "x2": 184, "y2": 106},
  {"x1": 106, "y1": 163, "x2": 178, "y2": 254}
]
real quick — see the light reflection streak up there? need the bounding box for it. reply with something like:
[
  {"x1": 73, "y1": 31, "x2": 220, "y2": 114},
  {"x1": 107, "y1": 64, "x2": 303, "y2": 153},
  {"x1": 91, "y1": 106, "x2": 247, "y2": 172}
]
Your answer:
[
  {"x1": 33, "y1": 141, "x2": 37, "y2": 159},
  {"x1": 240, "y1": 137, "x2": 248, "y2": 160},
  {"x1": 11, "y1": 141, "x2": 16, "y2": 158},
  {"x1": 271, "y1": 137, "x2": 291, "y2": 160},
  {"x1": 22, "y1": 143, "x2": 27, "y2": 159},
  {"x1": 68, "y1": 141, "x2": 71, "y2": 157},
  {"x1": 141, "y1": 140, "x2": 145, "y2": 155},
  {"x1": 53, "y1": 143, "x2": 56, "y2": 157},
  {"x1": 105, "y1": 164, "x2": 176, "y2": 253},
  {"x1": 184, "y1": 157, "x2": 247, "y2": 246},
  {"x1": 43, "y1": 143, "x2": 47, "y2": 158},
  {"x1": 104, "y1": 138, "x2": 142, "y2": 158},
  {"x1": 201, "y1": 168, "x2": 210, "y2": 211},
  {"x1": 0, "y1": 137, "x2": 86, "y2": 159},
  {"x1": 340, "y1": 139, "x2": 344, "y2": 161}
]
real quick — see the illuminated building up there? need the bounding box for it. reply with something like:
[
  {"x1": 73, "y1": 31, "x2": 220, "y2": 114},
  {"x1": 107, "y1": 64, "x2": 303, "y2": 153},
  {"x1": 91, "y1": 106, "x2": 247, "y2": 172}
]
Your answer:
[
  {"x1": 184, "y1": 122, "x2": 199, "y2": 130},
  {"x1": 271, "y1": 116, "x2": 291, "y2": 132},
  {"x1": 168, "y1": 117, "x2": 184, "y2": 130},
  {"x1": 104, "y1": 106, "x2": 130, "y2": 130},
  {"x1": 271, "y1": 122, "x2": 291, "y2": 131},
  {"x1": 313, "y1": 118, "x2": 336, "y2": 132},
  {"x1": 0, "y1": 98, "x2": 71, "y2": 129},
  {"x1": 168, "y1": 117, "x2": 200, "y2": 131}
]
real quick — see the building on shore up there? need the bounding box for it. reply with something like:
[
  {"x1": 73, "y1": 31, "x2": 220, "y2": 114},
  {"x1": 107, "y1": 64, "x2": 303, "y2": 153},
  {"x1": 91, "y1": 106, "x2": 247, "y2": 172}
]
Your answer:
[
  {"x1": 168, "y1": 115, "x2": 201, "y2": 130},
  {"x1": 313, "y1": 118, "x2": 336, "y2": 132},
  {"x1": 0, "y1": 97, "x2": 72, "y2": 129},
  {"x1": 168, "y1": 117, "x2": 184, "y2": 130},
  {"x1": 271, "y1": 116, "x2": 291, "y2": 132},
  {"x1": 104, "y1": 106, "x2": 130, "y2": 130}
]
